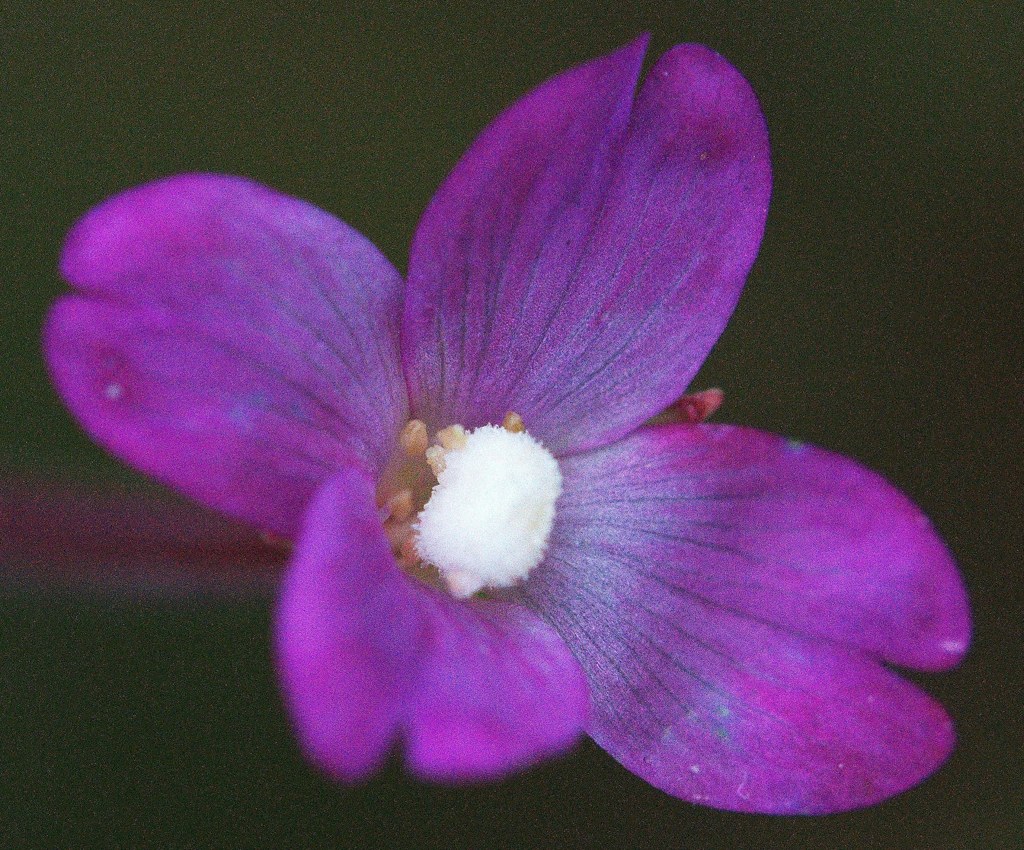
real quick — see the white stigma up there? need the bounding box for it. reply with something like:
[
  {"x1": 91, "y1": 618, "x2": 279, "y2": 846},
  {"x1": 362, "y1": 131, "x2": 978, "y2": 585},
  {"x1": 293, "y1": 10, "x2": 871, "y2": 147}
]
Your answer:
[{"x1": 414, "y1": 423, "x2": 562, "y2": 598}]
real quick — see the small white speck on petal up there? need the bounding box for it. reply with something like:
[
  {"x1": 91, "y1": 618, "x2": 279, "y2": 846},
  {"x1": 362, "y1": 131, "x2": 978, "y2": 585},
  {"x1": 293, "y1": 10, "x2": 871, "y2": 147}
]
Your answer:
[
  {"x1": 737, "y1": 771, "x2": 750, "y2": 800},
  {"x1": 104, "y1": 382, "x2": 123, "y2": 401}
]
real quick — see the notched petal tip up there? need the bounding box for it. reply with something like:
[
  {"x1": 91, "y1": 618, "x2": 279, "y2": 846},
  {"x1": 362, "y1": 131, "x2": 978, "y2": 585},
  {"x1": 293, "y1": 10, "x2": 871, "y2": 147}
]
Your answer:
[
  {"x1": 527, "y1": 424, "x2": 969, "y2": 813},
  {"x1": 403, "y1": 36, "x2": 771, "y2": 453},
  {"x1": 49, "y1": 172, "x2": 409, "y2": 535},
  {"x1": 638, "y1": 41, "x2": 771, "y2": 196},
  {"x1": 403, "y1": 600, "x2": 591, "y2": 783},
  {"x1": 59, "y1": 173, "x2": 233, "y2": 288}
]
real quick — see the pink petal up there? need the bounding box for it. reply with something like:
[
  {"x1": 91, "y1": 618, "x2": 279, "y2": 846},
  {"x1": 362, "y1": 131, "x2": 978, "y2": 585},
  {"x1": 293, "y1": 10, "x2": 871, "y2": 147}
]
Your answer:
[
  {"x1": 46, "y1": 174, "x2": 407, "y2": 536},
  {"x1": 402, "y1": 39, "x2": 770, "y2": 454},
  {"x1": 520, "y1": 424, "x2": 969, "y2": 812},
  {"x1": 275, "y1": 466, "x2": 420, "y2": 780},
  {"x1": 274, "y1": 465, "x2": 589, "y2": 783}
]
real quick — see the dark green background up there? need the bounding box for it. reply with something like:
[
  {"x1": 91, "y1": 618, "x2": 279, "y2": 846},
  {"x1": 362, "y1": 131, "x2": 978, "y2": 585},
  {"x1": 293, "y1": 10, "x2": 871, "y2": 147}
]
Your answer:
[{"x1": 2, "y1": 1, "x2": 1020, "y2": 847}]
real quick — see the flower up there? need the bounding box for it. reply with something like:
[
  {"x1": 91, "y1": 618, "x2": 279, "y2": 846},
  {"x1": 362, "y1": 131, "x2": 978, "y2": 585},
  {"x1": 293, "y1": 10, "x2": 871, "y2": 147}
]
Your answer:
[{"x1": 42, "y1": 35, "x2": 969, "y2": 814}]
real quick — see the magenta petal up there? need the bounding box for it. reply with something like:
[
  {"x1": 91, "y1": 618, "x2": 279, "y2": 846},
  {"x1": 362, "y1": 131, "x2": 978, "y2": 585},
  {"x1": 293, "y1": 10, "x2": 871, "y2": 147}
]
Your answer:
[
  {"x1": 275, "y1": 466, "x2": 420, "y2": 780},
  {"x1": 403, "y1": 592, "x2": 589, "y2": 782},
  {"x1": 555, "y1": 424, "x2": 970, "y2": 670},
  {"x1": 403, "y1": 40, "x2": 770, "y2": 454},
  {"x1": 274, "y1": 466, "x2": 589, "y2": 784},
  {"x1": 47, "y1": 174, "x2": 407, "y2": 536},
  {"x1": 521, "y1": 424, "x2": 969, "y2": 813}
]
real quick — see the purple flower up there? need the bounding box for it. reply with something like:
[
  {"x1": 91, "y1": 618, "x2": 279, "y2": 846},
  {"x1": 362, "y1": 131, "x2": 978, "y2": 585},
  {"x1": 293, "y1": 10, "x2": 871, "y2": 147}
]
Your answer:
[{"x1": 41, "y1": 36, "x2": 969, "y2": 814}]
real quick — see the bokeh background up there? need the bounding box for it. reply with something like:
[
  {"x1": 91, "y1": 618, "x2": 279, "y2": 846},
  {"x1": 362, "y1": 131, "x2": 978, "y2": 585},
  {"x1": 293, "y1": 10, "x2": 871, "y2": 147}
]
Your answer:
[{"x1": 2, "y1": 1, "x2": 1021, "y2": 847}]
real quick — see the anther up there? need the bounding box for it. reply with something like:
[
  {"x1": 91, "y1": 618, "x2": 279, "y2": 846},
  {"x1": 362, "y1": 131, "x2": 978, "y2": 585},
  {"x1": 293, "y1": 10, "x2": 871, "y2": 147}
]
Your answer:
[
  {"x1": 384, "y1": 521, "x2": 411, "y2": 553},
  {"x1": 399, "y1": 535, "x2": 420, "y2": 569},
  {"x1": 502, "y1": 411, "x2": 525, "y2": 433},
  {"x1": 677, "y1": 388, "x2": 724, "y2": 423},
  {"x1": 383, "y1": 489, "x2": 414, "y2": 523},
  {"x1": 425, "y1": 445, "x2": 447, "y2": 476},
  {"x1": 646, "y1": 388, "x2": 725, "y2": 426},
  {"x1": 399, "y1": 419, "x2": 429, "y2": 457},
  {"x1": 436, "y1": 424, "x2": 469, "y2": 450}
]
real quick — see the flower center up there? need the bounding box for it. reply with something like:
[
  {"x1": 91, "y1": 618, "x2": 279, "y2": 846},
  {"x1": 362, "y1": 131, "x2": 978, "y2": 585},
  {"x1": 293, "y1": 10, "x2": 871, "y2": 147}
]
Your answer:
[{"x1": 379, "y1": 414, "x2": 561, "y2": 599}]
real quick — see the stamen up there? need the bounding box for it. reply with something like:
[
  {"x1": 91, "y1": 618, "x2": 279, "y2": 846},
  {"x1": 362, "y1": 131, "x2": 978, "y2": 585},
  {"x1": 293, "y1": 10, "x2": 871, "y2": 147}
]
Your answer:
[
  {"x1": 436, "y1": 424, "x2": 469, "y2": 450},
  {"x1": 646, "y1": 388, "x2": 725, "y2": 425},
  {"x1": 399, "y1": 419, "x2": 429, "y2": 456},
  {"x1": 384, "y1": 519, "x2": 412, "y2": 553},
  {"x1": 425, "y1": 445, "x2": 447, "y2": 476},
  {"x1": 502, "y1": 411, "x2": 525, "y2": 433},
  {"x1": 398, "y1": 535, "x2": 420, "y2": 568},
  {"x1": 383, "y1": 488, "x2": 414, "y2": 523},
  {"x1": 677, "y1": 388, "x2": 724, "y2": 423}
]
